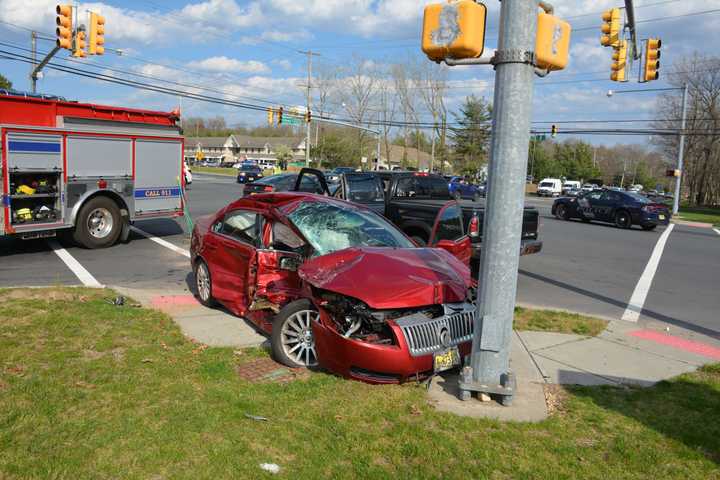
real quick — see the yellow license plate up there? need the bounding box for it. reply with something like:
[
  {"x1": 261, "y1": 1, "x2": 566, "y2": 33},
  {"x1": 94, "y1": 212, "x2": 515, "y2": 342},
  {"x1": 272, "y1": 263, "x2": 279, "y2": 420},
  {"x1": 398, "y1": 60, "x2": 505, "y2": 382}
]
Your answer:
[
  {"x1": 658, "y1": 214, "x2": 665, "y2": 220},
  {"x1": 433, "y1": 347, "x2": 460, "y2": 373}
]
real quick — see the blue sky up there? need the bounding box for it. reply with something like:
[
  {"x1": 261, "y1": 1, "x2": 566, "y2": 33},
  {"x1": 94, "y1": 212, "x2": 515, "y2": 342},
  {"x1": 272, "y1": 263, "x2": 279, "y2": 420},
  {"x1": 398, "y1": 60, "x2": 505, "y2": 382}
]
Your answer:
[{"x1": 1, "y1": 0, "x2": 718, "y2": 145}]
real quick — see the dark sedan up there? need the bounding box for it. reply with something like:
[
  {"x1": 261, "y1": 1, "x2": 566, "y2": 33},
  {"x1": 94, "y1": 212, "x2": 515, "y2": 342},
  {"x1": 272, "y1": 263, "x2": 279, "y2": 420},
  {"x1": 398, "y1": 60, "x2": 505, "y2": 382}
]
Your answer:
[
  {"x1": 243, "y1": 173, "x2": 325, "y2": 196},
  {"x1": 552, "y1": 189, "x2": 671, "y2": 230},
  {"x1": 236, "y1": 164, "x2": 264, "y2": 184}
]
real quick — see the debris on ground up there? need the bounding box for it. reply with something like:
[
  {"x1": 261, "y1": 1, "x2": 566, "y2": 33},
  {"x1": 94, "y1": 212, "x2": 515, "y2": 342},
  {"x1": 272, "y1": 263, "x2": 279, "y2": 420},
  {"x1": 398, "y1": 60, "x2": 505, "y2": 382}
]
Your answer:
[
  {"x1": 236, "y1": 357, "x2": 309, "y2": 383},
  {"x1": 244, "y1": 413, "x2": 268, "y2": 422},
  {"x1": 543, "y1": 384, "x2": 567, "y2": 415},
  {"x1": 259, "y1": 463, "x2": 280, "y2": 474}
]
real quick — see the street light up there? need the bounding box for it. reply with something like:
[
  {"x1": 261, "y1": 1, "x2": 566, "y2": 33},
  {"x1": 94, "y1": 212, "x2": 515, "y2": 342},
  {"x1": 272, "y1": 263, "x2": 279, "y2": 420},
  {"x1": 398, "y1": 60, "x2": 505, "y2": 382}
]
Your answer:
[{"x1": 606, "y1": 85, "x2": 688, "y2": 215}]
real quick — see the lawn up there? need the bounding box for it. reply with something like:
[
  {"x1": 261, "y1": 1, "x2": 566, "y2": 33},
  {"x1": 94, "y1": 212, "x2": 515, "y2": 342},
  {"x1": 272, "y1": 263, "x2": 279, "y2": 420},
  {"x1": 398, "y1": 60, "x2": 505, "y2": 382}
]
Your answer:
[
  {"x1": 1, "y1": 288, "x2": 718, "y2": 479},
  {"x1": 514, "y1": 306, "x2": 608, "y2": 336},
  {"x1": 678, "y1": 206, "x2": 720, "y2": 226},
  {"x1": 192, "y1": 165, "x2": 238, "y2": 176}
]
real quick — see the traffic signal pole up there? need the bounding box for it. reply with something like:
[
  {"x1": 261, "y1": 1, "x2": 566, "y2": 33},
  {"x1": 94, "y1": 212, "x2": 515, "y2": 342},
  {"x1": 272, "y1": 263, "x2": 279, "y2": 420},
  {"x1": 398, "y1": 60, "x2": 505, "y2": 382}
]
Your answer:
[
  {"x1": 672, "y1": 83, "x2": 688, "y2": 216},
  {"x1": 458, "y1": 0, "x2": 538, "y2": 405}
]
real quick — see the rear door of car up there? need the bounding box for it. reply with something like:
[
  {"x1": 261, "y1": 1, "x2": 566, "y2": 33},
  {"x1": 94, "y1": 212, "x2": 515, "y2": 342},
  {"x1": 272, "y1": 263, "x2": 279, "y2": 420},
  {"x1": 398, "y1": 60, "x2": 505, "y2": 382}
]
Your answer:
[
  {"x1": 428, "y1": 201, "x2": 471, "y2": 266},
  {"x1": 205, "y1": 209, "x2": 260, "y2": 312}
]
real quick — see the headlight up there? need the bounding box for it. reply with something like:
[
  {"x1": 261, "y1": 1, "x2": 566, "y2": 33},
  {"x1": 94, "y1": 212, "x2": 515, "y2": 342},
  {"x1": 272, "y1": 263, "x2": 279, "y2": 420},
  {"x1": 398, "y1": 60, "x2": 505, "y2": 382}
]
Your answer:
[{"x1": 239, "y1": 172, "x2": 246, "y2": 176}]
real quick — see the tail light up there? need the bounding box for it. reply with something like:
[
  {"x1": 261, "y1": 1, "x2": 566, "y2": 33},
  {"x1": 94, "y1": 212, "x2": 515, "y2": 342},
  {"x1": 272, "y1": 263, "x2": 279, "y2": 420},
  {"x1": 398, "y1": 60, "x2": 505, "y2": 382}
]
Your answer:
[
  {"x1": 413, "y1": 172, "x2": 429, "y2": 177},
  {"x1": 263, "y1": 185, "x2": 274, "y2": 192},
  {"x1": 469, "y1": 211, "x2": 480, "y2": 238}
]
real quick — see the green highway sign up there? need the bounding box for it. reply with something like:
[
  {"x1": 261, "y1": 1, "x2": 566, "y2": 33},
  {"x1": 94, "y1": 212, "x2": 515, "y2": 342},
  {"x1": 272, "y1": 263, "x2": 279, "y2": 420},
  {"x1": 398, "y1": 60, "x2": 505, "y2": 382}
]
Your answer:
[
  {"x1": 531, "y1": 135, "x2": 547, "y2": 141},
  {"x1": 283, "y1": 117, "x2": 301, "y2": 125}
]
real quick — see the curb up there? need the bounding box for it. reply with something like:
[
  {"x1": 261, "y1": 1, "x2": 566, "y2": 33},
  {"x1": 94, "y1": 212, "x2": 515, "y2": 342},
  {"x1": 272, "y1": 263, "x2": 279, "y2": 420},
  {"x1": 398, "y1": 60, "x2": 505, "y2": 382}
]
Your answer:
[{"x1": 670, "y1": 219, "x2": 715, "y2": 228}]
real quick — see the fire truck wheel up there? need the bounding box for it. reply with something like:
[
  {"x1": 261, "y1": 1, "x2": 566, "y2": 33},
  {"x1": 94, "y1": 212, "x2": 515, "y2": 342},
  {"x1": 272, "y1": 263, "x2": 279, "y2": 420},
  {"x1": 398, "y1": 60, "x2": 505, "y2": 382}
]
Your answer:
[{"x1": 73, "y1": 196, "x2": 122, "y2": 249}]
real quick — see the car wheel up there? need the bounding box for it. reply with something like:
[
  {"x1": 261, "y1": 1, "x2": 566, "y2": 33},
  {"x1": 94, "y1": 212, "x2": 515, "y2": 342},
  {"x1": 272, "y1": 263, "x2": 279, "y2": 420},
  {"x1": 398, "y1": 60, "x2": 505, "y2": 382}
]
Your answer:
[
  {"x1": 453, "y1": 191, "x2": 462, "y2": 201},
  {"x1": 72, "y1": 196, "x2": 122, "y2": 249},
  {"x1": 473, "y1": 192, "x2": 481, "y2": 202},
  {"x1": 614, "y1": 210, "x2": 632, "y2": 229},
  {"x1": 642, "y1": 224, "x2": 657, "y2": 231},
  {"x1": 193, "y1": 259, "x2": 216, "y2": 307},
  {"x1": 555, "y1": 204, "x2": 570, "y2": 220},
  {"x1": 271, "y1": 300, "x2": 319, "y2": 368}
]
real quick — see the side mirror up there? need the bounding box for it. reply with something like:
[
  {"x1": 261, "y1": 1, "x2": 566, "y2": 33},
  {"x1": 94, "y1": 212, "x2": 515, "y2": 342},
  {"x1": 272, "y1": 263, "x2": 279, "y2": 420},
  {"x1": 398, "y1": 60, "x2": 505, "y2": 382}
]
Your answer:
[{"x1": 279, "y1": 255, "x2": 301, "y2": 271}]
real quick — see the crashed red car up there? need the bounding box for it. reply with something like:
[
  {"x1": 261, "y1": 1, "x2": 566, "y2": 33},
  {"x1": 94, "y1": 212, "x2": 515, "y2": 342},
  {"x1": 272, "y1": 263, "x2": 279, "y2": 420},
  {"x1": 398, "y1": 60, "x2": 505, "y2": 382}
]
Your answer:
[{"x1": 190, "y1": 192, "x2": 474, "y2": 383}]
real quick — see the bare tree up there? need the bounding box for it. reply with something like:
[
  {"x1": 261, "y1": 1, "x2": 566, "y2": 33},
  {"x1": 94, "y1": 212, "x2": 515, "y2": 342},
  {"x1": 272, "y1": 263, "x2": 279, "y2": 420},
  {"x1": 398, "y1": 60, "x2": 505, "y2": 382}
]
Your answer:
[
  {"x1": 376, "y1": 65, "x2": 398, "y2": 168},
  {"x1": 313, "y1": 64, "x2": 338, "y2": 168},
  {"x1": 337, "y1": 56, "x2": 379, "y2": 162},
  {"x1": 414, "y1": 60, "x2": 448, "y2": 172},
  {"x1": 391, "y1": 62, "x2": 420, "y2": 168}
]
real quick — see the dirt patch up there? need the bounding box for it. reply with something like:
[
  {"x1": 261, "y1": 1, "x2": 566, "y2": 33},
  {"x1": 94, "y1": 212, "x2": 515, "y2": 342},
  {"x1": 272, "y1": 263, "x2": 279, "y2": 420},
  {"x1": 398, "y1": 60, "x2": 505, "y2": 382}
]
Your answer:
[
  {"x1": 82, "y1": 347, "x2": 125, "y2": 362},
  {"x1": 543, "y1": 384, "x2": 568, "y2": 416},
  {"x1": 236, "y1": 357, "x2": 309, "y2": 383}
]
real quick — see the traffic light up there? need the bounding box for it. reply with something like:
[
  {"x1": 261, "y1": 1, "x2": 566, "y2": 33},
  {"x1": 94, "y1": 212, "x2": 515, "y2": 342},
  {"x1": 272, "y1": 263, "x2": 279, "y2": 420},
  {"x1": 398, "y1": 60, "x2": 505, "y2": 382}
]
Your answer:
[
  {"x1": 551, "y1": 125, "x2": 558, "y2": 137},
  {"x1": 305, "y1": 110, "x2": 311, "y2": 123},
  {"x1": 89, "y1": 12, "x2": 105, "y2": 55},
  {"x1": 600, "y1": 7, "x2": 621, "y2": 48},
  {"x1": 610, "y1": 40, "x2": 627, "y2": 82},
  {"x1": 643, "y1": 38, "x2": 662, "y2": 82},
  {"x1": 267, "y1": 108, "x2": 274, "y2": 125},
  {"x1": 55, "y1": 4, "x2": 73, "y2": 50},
  {"x1": 666, "y1": 169, "x2": 680, "y2": 178},
  {"x1": 73, "y1": 30, "x2": 86, "y2": 58},
  {"x1": 422, "y1": 0, "x2": 487, "y2": 61},
  {"x1": 277, "y1": 107, "x2": 283, "y2": 125}
]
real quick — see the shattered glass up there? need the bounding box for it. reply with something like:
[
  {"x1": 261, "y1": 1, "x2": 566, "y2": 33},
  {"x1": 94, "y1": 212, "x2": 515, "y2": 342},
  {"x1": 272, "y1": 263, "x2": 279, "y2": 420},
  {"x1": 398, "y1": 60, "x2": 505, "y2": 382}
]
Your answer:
[{"x1": 287, "y1": 201, "x2": 414, "y2": 256}]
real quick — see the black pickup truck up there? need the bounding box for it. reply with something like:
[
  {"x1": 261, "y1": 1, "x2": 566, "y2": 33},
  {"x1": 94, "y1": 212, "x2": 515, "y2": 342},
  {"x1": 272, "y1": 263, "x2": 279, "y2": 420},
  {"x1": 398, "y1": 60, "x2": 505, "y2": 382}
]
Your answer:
[{"x1": 296, "y1": 169, "x2": 542, "y2": 261}]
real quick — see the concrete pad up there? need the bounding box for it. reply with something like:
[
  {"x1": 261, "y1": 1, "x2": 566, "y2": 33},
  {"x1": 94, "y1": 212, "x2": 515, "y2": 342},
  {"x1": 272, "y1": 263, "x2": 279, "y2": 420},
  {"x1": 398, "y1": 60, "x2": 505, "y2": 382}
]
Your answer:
[
  {"x1": 536, "y1": 336, "x2": 698, "y2": 387},
  {"x1": 516, "y1": 330, "x2": 587, "y2": 352},
  {"x1": 427, "y1": 332, "x2": 548, "y2": 422}
]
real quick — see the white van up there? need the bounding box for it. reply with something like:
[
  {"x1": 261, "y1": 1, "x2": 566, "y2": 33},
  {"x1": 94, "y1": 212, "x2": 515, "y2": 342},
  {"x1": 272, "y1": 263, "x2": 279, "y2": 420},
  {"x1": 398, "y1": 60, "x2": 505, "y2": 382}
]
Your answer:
[
  {"x1": 562, "y1": 180, "x2": 581, "y2": 194},
  {"x1": 537, "y1": 178, "x2": 563, "y2": 197}
]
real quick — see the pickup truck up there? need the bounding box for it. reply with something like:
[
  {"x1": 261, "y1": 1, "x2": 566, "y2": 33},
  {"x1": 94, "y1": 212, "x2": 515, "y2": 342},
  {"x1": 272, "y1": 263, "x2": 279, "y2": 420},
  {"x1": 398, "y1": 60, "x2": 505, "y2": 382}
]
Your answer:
[{"x1": 295, "y1": 169, "x2": 542, "y2": 262}]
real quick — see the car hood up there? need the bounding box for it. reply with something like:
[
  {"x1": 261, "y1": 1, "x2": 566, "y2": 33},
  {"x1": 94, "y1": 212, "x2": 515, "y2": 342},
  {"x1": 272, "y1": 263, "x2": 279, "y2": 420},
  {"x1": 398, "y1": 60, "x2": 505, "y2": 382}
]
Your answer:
[{"x1": 299, "y1": 247, "x2": 471, "y2": 309}]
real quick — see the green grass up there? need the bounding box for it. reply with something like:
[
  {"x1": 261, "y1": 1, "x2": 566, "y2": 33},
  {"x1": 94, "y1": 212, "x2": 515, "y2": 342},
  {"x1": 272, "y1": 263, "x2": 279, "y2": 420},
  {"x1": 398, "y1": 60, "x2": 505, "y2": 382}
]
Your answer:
[
  {"x1": 514, "y1": 307, "x2": 608, "y2": 336},
  {"x1": 1, "y1": 288, "x2": 719, "y2": 479},
  {"x1": 678, "y1": 206, "x2": 720, "y2": 226},
  {"x1": 192, "y1": 166, "x2": 238, "y2": 176}
]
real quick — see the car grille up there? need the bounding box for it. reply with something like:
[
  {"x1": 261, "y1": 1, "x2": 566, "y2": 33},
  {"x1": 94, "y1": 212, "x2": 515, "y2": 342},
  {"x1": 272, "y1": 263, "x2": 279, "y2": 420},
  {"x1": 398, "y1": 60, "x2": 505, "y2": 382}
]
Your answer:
[{"x1": 395, "y1": 303, "x2": 475, "y2": 357}]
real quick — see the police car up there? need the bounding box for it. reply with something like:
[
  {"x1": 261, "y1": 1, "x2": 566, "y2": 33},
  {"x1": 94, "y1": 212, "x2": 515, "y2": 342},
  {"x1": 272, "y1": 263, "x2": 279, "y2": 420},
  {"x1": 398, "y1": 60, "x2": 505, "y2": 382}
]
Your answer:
[{"x1": 552, "y1": 189, "x2": 671, "y2": 231}]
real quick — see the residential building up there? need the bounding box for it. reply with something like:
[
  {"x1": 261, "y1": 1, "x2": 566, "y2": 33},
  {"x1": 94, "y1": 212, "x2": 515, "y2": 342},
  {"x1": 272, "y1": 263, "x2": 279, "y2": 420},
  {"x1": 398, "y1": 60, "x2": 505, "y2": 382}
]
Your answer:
[{"x1": 184, "y1": 134, "x2": 306, "y2": 165}]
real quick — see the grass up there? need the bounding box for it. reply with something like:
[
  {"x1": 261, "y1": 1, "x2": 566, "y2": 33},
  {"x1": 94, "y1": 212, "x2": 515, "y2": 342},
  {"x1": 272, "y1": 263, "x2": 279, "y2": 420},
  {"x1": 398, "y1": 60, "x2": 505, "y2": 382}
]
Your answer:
[
  {"x1": 1, "y1": 288, "x2": 719, "y2": 479},
  {"x1": 678, "y1": 206, "x2": 720, "y2": 227},
  {"x1": 192, "y1": 165, "x2": 238, "y2": 176},
  {"x1": 514, "y1": 307, "x2": 608, "y2": 337}
]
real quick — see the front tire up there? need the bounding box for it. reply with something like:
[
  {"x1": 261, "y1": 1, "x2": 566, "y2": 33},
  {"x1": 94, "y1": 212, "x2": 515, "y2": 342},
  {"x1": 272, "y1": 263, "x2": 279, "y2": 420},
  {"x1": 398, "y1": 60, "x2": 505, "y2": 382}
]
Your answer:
[
  {"x1": 614, "y1": 210, "x2": 632, "y2": 229},
  {"x1": 642, "y1": 224, "x2": 657, "y2": 231},
  {"x1": 555, "y1": 204, "x2": 570, "y2": 220},
  {"x1": 271, "y1": 300, "x2": 319, "y2": 368},
  {"x1": 194, "y1": 259, "x2": 216, "y2": 307},
  {"x1": 73, "y1": 196, "x2": 122, "y2": 249}
]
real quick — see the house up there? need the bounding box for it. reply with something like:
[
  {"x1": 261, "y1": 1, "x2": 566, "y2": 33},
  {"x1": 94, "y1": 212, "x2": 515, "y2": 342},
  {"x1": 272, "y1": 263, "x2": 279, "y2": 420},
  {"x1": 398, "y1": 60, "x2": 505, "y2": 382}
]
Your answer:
[
  {"x1": 184, "y1": 134, "x2": 306, "y2": 165},
  {"x1": 374, "y1": 145, "x2": 450, "y2": 172}
]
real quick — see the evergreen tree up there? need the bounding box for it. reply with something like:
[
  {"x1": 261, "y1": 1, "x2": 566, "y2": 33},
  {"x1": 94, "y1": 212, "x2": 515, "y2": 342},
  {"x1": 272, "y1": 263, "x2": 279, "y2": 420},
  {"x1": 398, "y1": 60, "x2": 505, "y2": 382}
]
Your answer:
[
  {"x1": 0, "y1": 73, "x2": 12, "y2": 90},
  {"x1": 450, "y1": 95, "x2": 492, "y2": 174}
]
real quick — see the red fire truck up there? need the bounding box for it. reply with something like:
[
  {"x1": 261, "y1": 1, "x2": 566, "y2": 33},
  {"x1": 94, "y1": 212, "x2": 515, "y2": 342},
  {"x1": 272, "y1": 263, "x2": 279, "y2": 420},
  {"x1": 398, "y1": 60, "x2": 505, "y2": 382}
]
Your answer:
[{"x1": 0, "y1": 91, "x2": 185, "y2": 248}]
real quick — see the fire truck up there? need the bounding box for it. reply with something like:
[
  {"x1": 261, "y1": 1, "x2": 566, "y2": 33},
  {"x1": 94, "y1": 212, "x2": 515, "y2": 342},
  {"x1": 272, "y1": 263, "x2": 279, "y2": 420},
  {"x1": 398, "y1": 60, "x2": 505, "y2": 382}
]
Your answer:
[{"x1": 0, "y1": 91, "x2": 185, "y2": 248}]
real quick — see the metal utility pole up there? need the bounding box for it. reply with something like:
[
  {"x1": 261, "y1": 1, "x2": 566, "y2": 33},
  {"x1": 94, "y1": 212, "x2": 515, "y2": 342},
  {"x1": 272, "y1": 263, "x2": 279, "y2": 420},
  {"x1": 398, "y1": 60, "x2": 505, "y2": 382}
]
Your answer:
[
  {"x1": 30, "y1": 31, "x2": 37, "y2": 93},
  {"x1": 458, "y1": 0, "x2": 538, "y2": 405},
  {"x1": 624, "y1": 0, "x2": 640, "y2": 61},
  {"x1": 299, "y1": 50, "x2": 320, "y2": 167},
  {"x1": 673, "y1": 83, "x2": 688, "y2": 216}
]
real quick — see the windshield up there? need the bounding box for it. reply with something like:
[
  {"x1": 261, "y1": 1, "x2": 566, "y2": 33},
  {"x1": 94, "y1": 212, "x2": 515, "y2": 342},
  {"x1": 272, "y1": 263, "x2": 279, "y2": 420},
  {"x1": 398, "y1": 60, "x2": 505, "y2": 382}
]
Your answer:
[
  {"x1": 540, "y1": 182, "x2": 554, "y2": 188},
  {"x1": 287, "y1": 201, "x2": 414, "y2": 256}
]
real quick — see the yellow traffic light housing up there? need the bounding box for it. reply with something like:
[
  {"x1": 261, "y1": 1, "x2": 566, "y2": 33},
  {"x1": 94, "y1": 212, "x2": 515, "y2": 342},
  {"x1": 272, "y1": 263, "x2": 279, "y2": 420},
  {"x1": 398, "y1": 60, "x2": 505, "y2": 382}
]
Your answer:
[
  {"x1": 600, "y1": 8, "x2": 621, "y2": 48},
  {"x1": 55, "y1": 4, "x2": 73, "y2": 50},
  {"x1": 89, "y1": 12, "x2": 105, "y2": 55},
  {"x1": 267, "y1": 108, "x2": 274, "y2": 125},
  {"x1": 422, "y1": 0, "x2": 487, "y2": 61},
  {"x1": 610, "y1": 40, "x2": 627, "y2": 82},
  {"x1": 643, "y1": 38, "x2": 661, "y2": 82},
  {"x1": 535, "y1": 11, "x2": 571, "y2": 71},
  {"x1": 73, "y1": 30, "x2": 86, "y2": 58}
]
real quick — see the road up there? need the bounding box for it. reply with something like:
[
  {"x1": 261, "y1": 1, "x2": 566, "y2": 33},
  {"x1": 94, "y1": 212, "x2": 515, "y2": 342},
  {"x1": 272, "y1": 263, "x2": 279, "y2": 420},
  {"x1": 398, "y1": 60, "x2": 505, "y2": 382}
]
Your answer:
[{"x1": 1, "y1": 173, "x2": 718, "y2": 340}]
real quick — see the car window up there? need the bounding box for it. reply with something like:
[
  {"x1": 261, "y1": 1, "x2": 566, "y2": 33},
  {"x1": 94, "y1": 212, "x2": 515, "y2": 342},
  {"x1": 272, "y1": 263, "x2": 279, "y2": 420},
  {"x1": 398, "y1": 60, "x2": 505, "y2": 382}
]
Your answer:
[
  {"x1": 584, "y1": 191, "x2": 603, "y2": 201},
  {"x1": 395, "y1": 177, "x2": 416, "y2": 197},
  {"x1": 417, "y1": 176, "x2": 450, "y2": 197},
  {"x1": 271, "y1": 221, "x2": 306, "y2": 253},
  {"x1": 603, "y1": 191, "x2": 623, "y2": 202},
  {"x1": 625, "y1": 192, "x2": 651, "y2": 203},
  {"x1": 433, "y1": 203, "x2": 464, "y2": 245},
  {"x1": 221, "y1": 210, "x2": 258, "y2": 244},
  {"x1": 298, "y1": 175, "x2": 323, "y2": 193},
  {"x1": 345, "y1": 174, "x2": 385, "y2": 203}
]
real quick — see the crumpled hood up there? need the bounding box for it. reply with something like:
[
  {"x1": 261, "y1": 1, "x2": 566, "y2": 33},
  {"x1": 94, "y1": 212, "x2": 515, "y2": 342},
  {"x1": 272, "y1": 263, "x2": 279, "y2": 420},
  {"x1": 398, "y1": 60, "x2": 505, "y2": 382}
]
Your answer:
[{"x1": 299, "y1": 247, "x2": 471, "y2": 309}]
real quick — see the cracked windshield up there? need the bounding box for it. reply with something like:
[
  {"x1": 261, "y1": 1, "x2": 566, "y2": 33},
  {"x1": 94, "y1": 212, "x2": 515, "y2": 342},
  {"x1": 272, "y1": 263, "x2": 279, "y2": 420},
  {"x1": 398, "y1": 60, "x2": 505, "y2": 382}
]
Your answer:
[{"x1": 287, "y1": 201, "x2": 414, "y2": 256}]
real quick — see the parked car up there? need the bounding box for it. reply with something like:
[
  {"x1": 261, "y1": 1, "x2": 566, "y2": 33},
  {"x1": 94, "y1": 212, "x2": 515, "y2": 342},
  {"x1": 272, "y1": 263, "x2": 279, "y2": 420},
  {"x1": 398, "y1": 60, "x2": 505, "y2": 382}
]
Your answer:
[
  {"x1": 243, "y1": 173, "x2": 324, "y2": 196},
  {"x1": 581, "y1": 183, "x2": 598, "y2": 192},
  {"x1": 326, "y1": 166, "x2": 356, "y2": 184},
  {"x1": 236, "y1": 164, "x2": 264, "y2": 184},
  {"x1": 448, "y1": 176, "x2": 483, "y2": 201},
  {"x1": 183, "y1": 162, "x2": 193, "y2": 186},
  {"x1": 190, "y1": 192, "x2": 474, "y2": 382},
  {"x1": 537, "y1": 178, "x2": 563, "y2": 197},
  {"x1": 562, "y1": 181, "x2": 581, "y2": 195},
  {"x1": 564, "y1": 187, "x2": 581, "y2": 197},
  {"x1": 552, "y1": 189, "x2": 671, "y2": 230}
]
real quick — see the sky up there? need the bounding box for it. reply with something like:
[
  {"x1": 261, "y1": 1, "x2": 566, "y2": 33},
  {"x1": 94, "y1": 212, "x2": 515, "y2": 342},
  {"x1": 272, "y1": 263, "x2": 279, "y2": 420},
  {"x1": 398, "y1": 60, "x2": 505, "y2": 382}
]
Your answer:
[{"x1": 0, "y1": 0, "x2": 718, "y2": 146}]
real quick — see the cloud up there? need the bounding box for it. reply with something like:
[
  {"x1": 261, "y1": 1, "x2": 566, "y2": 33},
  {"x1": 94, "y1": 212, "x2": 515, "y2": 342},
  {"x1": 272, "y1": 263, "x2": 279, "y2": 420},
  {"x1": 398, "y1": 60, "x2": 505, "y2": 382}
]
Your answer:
[
  {"x1": 186, "y1": 56, "x2": 270, "y2": 74},
  {"x1": 273, "y1": 59, "x2": 294, "y2": 71}
]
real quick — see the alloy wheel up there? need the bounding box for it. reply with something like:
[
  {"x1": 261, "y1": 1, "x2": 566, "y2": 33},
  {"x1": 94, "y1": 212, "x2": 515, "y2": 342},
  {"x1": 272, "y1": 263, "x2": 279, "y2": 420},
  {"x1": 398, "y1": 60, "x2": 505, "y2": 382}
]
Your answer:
[
  {"x1": 196, "y1": 262, "x2": 211, "y2": 302},
  {"x1": 281, "y1": 310, "x2": 319, "y2": 367}
]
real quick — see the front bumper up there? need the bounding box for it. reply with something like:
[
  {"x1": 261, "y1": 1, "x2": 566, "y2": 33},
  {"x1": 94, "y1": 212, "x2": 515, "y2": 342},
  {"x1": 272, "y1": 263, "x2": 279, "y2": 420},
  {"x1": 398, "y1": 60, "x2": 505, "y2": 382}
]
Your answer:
[
  {"x1": 237, "y1": 175, "x2": 261, "y2": 184},
  {"x1": 471, "y1": 238, "x2": 543, "y2": 259},
  {"x1": 636, "y1": 211, "x2": 671, "y2": 226},
  {"x1": 312, "y1": 306, "x2": 474, "y2": 384}
]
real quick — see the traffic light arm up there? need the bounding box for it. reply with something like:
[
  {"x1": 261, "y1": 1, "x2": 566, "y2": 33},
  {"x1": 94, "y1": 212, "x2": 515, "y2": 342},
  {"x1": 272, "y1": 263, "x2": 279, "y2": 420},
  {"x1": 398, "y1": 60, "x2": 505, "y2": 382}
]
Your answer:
[{"x1": 30, "y1": 45, "x2": 62, "y2": 83}]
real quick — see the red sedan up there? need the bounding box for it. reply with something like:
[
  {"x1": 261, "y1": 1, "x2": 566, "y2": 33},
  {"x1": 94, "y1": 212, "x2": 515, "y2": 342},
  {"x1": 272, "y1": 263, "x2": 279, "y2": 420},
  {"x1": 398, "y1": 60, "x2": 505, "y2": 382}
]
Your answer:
[{"x1": 190, "y1": 192, "x2": 474, "y2": 383}]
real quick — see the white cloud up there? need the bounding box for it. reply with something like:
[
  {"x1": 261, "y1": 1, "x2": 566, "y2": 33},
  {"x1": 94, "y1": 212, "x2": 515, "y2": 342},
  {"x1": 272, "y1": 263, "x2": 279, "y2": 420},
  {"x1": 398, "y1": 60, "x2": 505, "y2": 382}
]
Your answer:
[
  {"x1": 187, "y1": 56, "x2": 270, "y2": 74},
  {"x1": 273, "y1": 59, "x2": 294, "y2": 71}
]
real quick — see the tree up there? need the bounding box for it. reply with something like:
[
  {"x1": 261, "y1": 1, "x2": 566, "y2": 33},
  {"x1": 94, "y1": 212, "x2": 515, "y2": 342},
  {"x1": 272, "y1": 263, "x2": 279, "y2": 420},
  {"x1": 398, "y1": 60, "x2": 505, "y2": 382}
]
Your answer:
[
  {"x1": 0, "y1": 73, "x2": 11, "y2": 90},
  {"x1": 274, "y1": 144, "x2": 293, "y2": 164},
  {"x1": 450, "y1": 95, "x2": 492, "y2": 174},
  {"x1": 310, "y1": 129, "x2": 356, "y2": 168}
]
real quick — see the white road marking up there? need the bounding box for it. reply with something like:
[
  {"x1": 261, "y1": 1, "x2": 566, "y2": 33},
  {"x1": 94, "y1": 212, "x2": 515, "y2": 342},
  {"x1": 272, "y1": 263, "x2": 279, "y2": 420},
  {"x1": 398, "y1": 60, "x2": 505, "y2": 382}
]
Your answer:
[
  {"x1": 131, "y1": 226, "x2": 191, "y2": 258},
  {"x1": 713, "y1": 228, "x2": 720, "y2": 237},
  {"x1": 621, "y1": 224, "x2": 675, "y2": 322},
  {"x1": 47, "y1": 240, "x2": 103, "y2": 288}
]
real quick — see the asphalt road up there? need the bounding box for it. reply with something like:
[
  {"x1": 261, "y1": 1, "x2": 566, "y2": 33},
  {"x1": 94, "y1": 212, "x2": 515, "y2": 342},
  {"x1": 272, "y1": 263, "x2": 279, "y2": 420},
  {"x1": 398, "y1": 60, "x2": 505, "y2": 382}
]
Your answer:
[{"x1": 1, "y1": 173, "x2": 718, "y2": 340}]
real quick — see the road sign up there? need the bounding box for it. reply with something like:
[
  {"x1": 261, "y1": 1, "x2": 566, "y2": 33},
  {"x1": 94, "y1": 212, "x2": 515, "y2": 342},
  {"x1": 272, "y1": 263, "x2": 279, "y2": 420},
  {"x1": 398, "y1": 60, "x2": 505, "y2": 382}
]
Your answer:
[
  {"x1": 283, "y1": 117, "x2": 300, "y2": 125},
  {"x1": 532, "y1": 135, "x2": 547, "y2": 141}
]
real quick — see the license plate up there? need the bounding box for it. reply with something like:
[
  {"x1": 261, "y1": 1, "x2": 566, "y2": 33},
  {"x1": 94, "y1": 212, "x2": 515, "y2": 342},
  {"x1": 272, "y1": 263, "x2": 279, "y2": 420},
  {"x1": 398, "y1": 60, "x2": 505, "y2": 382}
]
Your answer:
[
  {"x1": 658, "y1": 214, "x2": 665, "y2": 220},
  {"x1": 433, "y1": 347, "x2": 460, "y2": 373}
]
